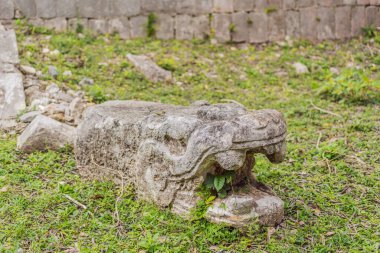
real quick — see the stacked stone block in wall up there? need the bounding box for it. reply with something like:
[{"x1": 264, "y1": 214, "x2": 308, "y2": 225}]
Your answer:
[{"x1": 1, "y1": 0, "x2": 380, "y2": 43}]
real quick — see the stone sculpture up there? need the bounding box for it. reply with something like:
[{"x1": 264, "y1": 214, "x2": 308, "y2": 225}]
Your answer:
[{"x1": 76, "y1": 100, "x2": 287, "y2": 227}]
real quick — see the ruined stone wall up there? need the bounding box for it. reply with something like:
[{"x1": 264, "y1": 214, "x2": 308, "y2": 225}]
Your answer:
[{"x1": 1, "y1": 0, "x2": 380, "y2": 42}]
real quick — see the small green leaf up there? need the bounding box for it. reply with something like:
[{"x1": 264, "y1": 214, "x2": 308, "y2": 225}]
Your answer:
[
  {"x1": 214, "y1": 176, "x2": 225, "y2": 192},
  {"x1": 204, "y1": 174, "x2": 214, "y2": 189},
  {"x1": 205, "y1": 195, "x2": 216, "y2": 204},
  {"x1": 218, "y1": 189, "x2": 227, "y2": 199}
]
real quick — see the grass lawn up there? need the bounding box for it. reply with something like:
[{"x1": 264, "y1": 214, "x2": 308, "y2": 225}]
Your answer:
[{"x1": 0, "y1": 23, "x2": 379, "y2": 252}]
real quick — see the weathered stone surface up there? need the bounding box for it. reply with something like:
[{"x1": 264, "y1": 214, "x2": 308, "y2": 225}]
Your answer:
[
  {"x1": 109, "y1": 0, "x2": 141, "y2": 17},
  {"x1": 234, "y1": 0, "x2": 254, "y2": 11},
  {"x1": 0, "y1": 0, "x2": 14, "y2": 19},
  {"x1": 108, "y1": 18, "x2": 130, "y2": 39},
  {"x1": 214, "y1": 0, "x2": 234, "y2": 13},
  {"x1": 127, "y1": 54, "x2": 172, "y2": 83},
  {"x1": 175, "y1": 14, "x2": 193, "y2": 40},
  {"x1": 193, "y1": 15, "x2": 210, "y2": 39},
  {"x1": 44, "y1": 18, "x2": 67, "y2": 32},
  {"x1": 212, "y1": 13, "x2": 231, "y2": 42},
  {"x1": 156, "y1": 13, "x2": 174, "y2": 40},
  {"x1": 19, "y1": 111, "x2": 42, "y2": 123},
  {"x1": 20, "y1": 65, "x2": 37, "y2": 75},
  {"x1": 336, "y1": 6, "x2": 351, "y2": 39},
  {"x1": 35, "y1": 0, "x2": 56, "y2": 19},
  {"x1": 76, "y1": 100, "x2": 287, "y2": 227},
  {"x1": 88, "y1": 19, "x2": 108, "y2": 35},
  {"x1": 231, "y1": 11, "x2": 249, "y2": 42},
  {"x1": 300, "y1": 7, "x2": 317, "y2": 41},
  {"x1": 17, "y1": 115, "x2": 76, "y2": 152},
  {"x1": 351, "y1": 6, "x2": 365, "y2": 37},
  {"x1": 13, "y1": 0, "x2": 36, "y2": 18},
  {"x1": 268, "y1": 10, "x2": 286, "y2": 41},
  {"x1": 317, "y1": 7, "x2": 335, "y2": 40},
  {"x1": 248, "y1": 12, "x2": 268, "y2": 43},
  {"x1": 65, "y1": 97, "x2": 87, "y2": 125},
  {"x1": 0, "y1": 73, "x2": 26, "y2": 120},
  {"x1": 129, "y1": 16, "x2": 147, "y2": 38},
  {"x1": 0, "y1": 28, "x2": 19, "y2": 64},
  {"x1": 56, "y1": 0, "x2": 77, "y2": 18},
  {"x1": 286, "y1": 10, "x2": 300, "y2": 38},
  {"x1": 77, "y1": 0, "x2": 103, "y2": 18}
]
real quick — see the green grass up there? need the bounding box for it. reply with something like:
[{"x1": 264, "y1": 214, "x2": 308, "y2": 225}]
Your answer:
[{"x1": 0, "y1": 23, "x2": 379, "y2": 252}]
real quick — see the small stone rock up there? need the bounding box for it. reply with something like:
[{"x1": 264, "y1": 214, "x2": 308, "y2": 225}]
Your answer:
[
  {"x1": 19, "y1": 111, "x2": 42, "y2": 123},
  {"x1": 42, "y1": 48, "x2": 50, "y2": 54},
  {"x1": 79, "y1": 77, "x2": 94, "y2": 86},
  {"x1": 48, "y1": 65, "x2": 58, "y2": 79},
  {"x1": 30, "y1": 97, "x2": 50, "y2": 110},
  {"x1": 17, "y1": 115, "x2": 76, "y2": 153},
  {"x1": 65, "y1": 97, "x2": 87, "y2": 125},
  {"x1": 292, "y1": 62, "x2": 309, "y2": 74},
  {"x1": 63, "y1": 70, "x2": 72, "y2": 77},
  {"x1": 127, "y1": 54, "x2": 172, "y2": 83},
  {"x1": 54, "y1": 91, "x2": 74, "y2": 103},
  {"x1": 20, "y1": 65, "x2": 36, "y2": 75},
  {"x1": 330, "y1": 67, "x2": 340, "y2": 75},
  {"x1": 46, "y1": 83, "x2": 60, "y2": 95}
]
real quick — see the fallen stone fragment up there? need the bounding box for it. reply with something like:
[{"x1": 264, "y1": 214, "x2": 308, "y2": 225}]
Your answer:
[
  {"x1": 65, "y1": 97, "x2": 87, "y2": 125},
  {"x1": 19, "y1": 111, "x2": 42, "y2": 123},
  {"x1": 292, "y1": 62, "x2": 309, "y2": 74},
  {"x1": 17, "y1": 115, "x2": 76, "y2": 153},
  {"x1": 127, "y1": 54, "x2": 172, "y2": 83},
  {"x1": 48, "y1": 65, "x2": 58, "y2": 79},
  {"x1": 0, "y1": 73, "x2": 26, "y2": 120},
  {"x1": 76, "y1": 100, "x2": 287, "y2": 228},
  {"x1": 20, "y1": 65, "x2": 36, "y2": 75},
  {"x1": 79, "y1": 77, "x2": 94, "y2": 86},
  {"x1": 46, "y1": 83, "x2": 60, "y2": 95},
  {"x1": 0, "y1": 27, "x2": 19, "y2": 64}
]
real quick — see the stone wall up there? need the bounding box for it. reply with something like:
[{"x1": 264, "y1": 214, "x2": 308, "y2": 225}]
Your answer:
[{"x1": 1, "y1": 0, "x2": 380, "y2": 42}]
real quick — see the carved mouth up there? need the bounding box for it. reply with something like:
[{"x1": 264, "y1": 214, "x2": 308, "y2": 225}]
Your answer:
[{"x1": 202, "y1": 139, "x2": 286, "y2": 228}]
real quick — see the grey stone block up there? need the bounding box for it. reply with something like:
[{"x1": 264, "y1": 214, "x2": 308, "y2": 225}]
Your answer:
[
  {"x1": 17, "y1": 115, "x2": 76, "y2": 153},
  {"x1": 141, "y1": 0, "x2": 164, "y2": 12},
  {"x1": 156, "y1": 14, "x2": 174, "y2": 40},
  {"x1": 130, "y1": 16, "x2": 147, "y2": 38},
  {"x1": 35, "y1": 0, "x2": 56, "y2": 18},
  {"x1": 231, "y1": 11, "x2": 249, "y2": 42},
  {"x1": 77, "y1": 0, "x2": 103, "y2": 18},
  {"x1": 286, "y1": 10, "x2": 300, "y2": 38},
  {"x1": 300, "y1": 7, "x2": 317, "y2": 41},
  {"x1": 297, "y1": 0, "x2": 315, "y2": 8},
  {"x1": 336, "y1": 6, "x2": 351, "y2": 39},
  {"x1": 177, "y1": 0, "x2": 213, "y2": 14},
  {"x1": 214, "y1": 0, "x2": 234, "y2": 13},
  {"x1": 0, "y1": 28, "x2": 19, "y2": 64},
  {"x1": 366, "y1": 6, "x2": 380, "y2": 26},
  {"x1": 317, "y1": 7, "x2": 335, "y2": 40},
  {"x1": 248, "y1": 12, "x2": 268, "y2": 43},
  {"x1": 212, "y1": 13, "x2": 231, "y2": 42},
  {"x1": 56, "y1": 0, "x2": 77, "y2": 18},
  {"x1": 0, "y1": 73, "x2": 25, "y2": 120},
  {"x1": 351, "y1": 6, "x2": 365, "y2": 36},
  {"x1": 284, "y1": 0, "x2": 296, "y2": 9},
  {"x1": 193, "y1": 15, "x2": 210, "y2": 39},
  {"x1": 44, "y1": 18, "x2": 68, "y2": 32},
  {"x1": 109, "y1": 17, "x2": 130, "y2": 39},
  {"x1": 127, "y1": 54, "x2": 172, "y2": 83},
  {"x1": 175, "y1": 14, "x2": 193, "y2": 40},
  {"x1": 88, "y1": 19, "x2": 108, "y2": 34},
  {"x1": 109, "y1": 0, "x2": 141, "y2": 17},
  {"x1": 234, "y1": 0, "x2": 254, "y2": 11},
  {"x1": 268, "y1": 10, "x2": 285, "y2": 41},
  {"x1": 14, "y1": 0, "x2": 36, "y2": 18},
  {"x1": 0, "y1": 0, "x2": 14, "y2": 19}
]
